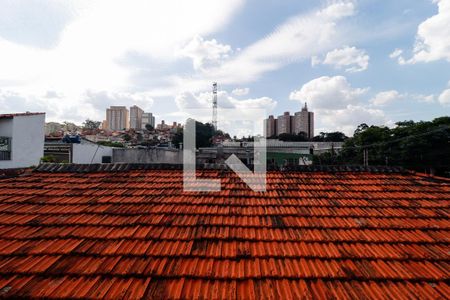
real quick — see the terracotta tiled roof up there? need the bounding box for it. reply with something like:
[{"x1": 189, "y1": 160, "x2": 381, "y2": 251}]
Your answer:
[
  {"x1": 0, "y1": 164, "x2": 449, "y2": 299},
  {"x1": 0, "y1": 112, "x2": 45, "y2": 119}
]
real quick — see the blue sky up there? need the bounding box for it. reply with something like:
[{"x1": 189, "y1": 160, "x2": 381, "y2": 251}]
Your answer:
[{"x1": 0, "y1": 0, "x2": 449, "y2": 135}]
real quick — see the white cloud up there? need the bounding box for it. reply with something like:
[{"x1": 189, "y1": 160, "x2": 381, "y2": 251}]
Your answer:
[
  {"x1": 289, "y1": 76, "x2": 368, "y2": 109},
  {"x1": 438, "y1": 89, "x2": 450, "y2": 105},
  {"x1": 313, "y1": 46, "x2": 370, "y2": 72},
  {"x1": 175, "y1": 90, "x2": 276, "y2": 111},
  {"x1": 0, "y1": 0, "x2": 361, "y2": 124},
  {"x1": 318, "y1": 1, "x2": 356, "y2": 18},
  {"x1": 370, "y1": 90, "x2": 404, "y2": 106},
  {"x1": 174, "y1": 89, "x2": 275, "y2": 136},
  {"x1": 0, "y1": 89, "x2": 92, "y2": 123},
  {"x1": 288, "y1": 75, "x2": 390, "y2": 135},
  {"x1": 178, "y1": 35, "x2": 232, "y2": 71},
  {"x1": 371, "y1": 91, "x2": 440, "y2": 106},
  {"x1": 0, "y1": 0, "x2": 76, "y2": 49},
  {"x1": 44, "y1": 90, "x2": 63, "y2": 99},
  {"x1": 389, "y1": 48, "x2": 408, "y2": 64},
  {"x1": 389, "y1": 49, "x2": 403, "y2": 59},
  {"x1": 413, "y1": 94, "x2": 435, "y2": 103},
  {"x1": 0, "y1": 0, "x2": 245, "y2": 122},
  {"x1": 180, "y1": 0, "x2": 357, "y2": 87},
  {"x1": 84, "y1": 90, "x2": 154, "y2": 112},
  {"x1": 319, "y1": 105, "x2": 387, "y2": 136},
  {"x1": 0, "y1": 0, "x2": 245, "y2": 90},
  {"x1": 232, "y1": 88, "x2": 250, "y2": 96},
  {"x1": 393, "y1": 0, "x2": 450, "y2": 64}
]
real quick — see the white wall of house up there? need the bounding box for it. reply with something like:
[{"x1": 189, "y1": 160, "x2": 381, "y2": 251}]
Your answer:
[
  {"x1": 72, "y1": 143, "x2": 113, "y2": 164},
  {"x1": 0, "y1": 114, "x2": 45, "y2": 169}
]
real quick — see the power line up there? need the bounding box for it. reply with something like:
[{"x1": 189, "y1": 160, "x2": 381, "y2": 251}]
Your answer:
[{"x1": 341, "y1": 124, "x2": 450, "y2": 151}]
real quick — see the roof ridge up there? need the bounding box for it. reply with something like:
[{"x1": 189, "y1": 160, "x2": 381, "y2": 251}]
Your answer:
[
  {"x1": 33, "y1": 163, "x2": 411, "y2": 174},
  {"x1": 412, "y1": 171, "x2": 450, "y2": 183}
]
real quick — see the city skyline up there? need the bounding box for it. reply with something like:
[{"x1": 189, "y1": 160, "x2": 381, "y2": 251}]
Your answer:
[{"x1": 0, "y1": 0, "x2": 449, "y2": 136}]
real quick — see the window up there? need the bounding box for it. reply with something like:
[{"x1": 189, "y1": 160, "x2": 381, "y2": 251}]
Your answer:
[
  {"x1": 0, "y1": 137, "x2": 11, "y2": 160},
  {"x1": 102, "y1": 156, "x2": 112, "y2": 163}
]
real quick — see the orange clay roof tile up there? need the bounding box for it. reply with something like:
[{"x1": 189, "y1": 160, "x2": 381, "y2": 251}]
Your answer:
[{"x1": 0, "y1": 166, "x2": 448, "y2": 298}]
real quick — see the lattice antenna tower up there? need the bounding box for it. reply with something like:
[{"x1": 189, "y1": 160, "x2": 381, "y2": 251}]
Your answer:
[{"x1": 212, "y1": 82, "x2": 218, "y2": 130}]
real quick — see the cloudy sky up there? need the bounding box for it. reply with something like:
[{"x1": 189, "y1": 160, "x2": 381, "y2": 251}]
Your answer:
[{"x1": 0, "y1": 0, "x2": 449, "y2": 136}]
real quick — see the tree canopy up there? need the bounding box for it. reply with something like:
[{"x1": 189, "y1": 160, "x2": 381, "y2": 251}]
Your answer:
[
  {"x1": 145, "y1": 124, "x2": 154, "y2": 131},
  {"x1": 82, "y1": 119, "x2": 101, "y2": 130},
  {"x1": 314, "y1": 117, "x2": 450, "y2": 177},
  {"x1": 278, "y1": 132, "x2": 309, "y2": 142},
  {"x1": 171, "y1": 121, "x2": 215, "y2": 148},
  {"x1": 312, "y1": 131, "x2": 348, "y2": 142}
]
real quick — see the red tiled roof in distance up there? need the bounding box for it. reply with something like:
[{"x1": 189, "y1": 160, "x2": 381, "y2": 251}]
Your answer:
[{"x1": 0, "y1": 164, "x2": 448, "y2": 299}]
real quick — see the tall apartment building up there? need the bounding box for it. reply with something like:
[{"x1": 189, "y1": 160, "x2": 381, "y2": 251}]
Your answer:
[
  {"x1": 106, "y1": 106, "x2": 129, "y2": 131},
  {"x1": 265, "y1": 102, "x2": 314, "y2": 138},
  {"x1": 264, "y1": 115, "x2": 277, "y2": 137},
  {"x1": 141, "y1": 112, "x2": 155, "y2": 129},
  {"x1": 277, "y1": 112, "x2": 291, "y2": 135},
  {"x1": 297, "y1": 103, "x2": 314, "y2": 138},
  {"x1": 129, "y1": 105, "x2": 144, "y2": 130}
]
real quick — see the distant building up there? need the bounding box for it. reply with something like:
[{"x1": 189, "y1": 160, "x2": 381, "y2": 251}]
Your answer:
[
  {"x1": 297, "y1": 103, "x2": 314, "y2": 138},
  {"x1": 141, "y1": 112, "x2": 155, "y2": 129},
  {"x1": 157, "y1": 120, "x2": 170, "y2": 131},
  {"x1": 129, "y1": 105, "x2": 144, "y2": 130},
  {"x1": 264, "y1": 115, "x2": 277, "y2": 137},
  {"x1": 265, "y1": 103, "x2": 314, "y2": 138},
  {"x1": 101, "y1": 120, "x2": 108, "y2": 130},
  {"x1": 277, "y1": 112, "x2": 291, "y2": 135},
  {"x1": 106, "y1": 106, "x2": 129, "y2": 131},
  {"x1": 0, "y1": 112, "x2": 45, "y2": 169},
  {"x1": 44, "y1": 137, "x2": 114, "y2": 164}
]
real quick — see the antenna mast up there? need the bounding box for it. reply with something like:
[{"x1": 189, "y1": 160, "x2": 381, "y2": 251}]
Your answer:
[{"x1": 212, "y1": 82, "x2": 218, "y2": 130}]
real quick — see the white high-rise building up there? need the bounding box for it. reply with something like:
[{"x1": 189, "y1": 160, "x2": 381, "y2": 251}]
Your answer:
[
  {"x1": 106, "y1": 106, "x2": 129, "y2": 131},
  {"x1": 264, "y1": 103, "x2": 314, "y2": 138},
  {"x1": 297, "y1": 103, "x2": 314, "y2": 138},
  {"x1": 141, "y1": 112, "x2": 155, "y2": 130},
  {"x1": 277, "y1": 112, "x2": 291, "y2": 135},
  {"x1": 130, "y1": 105, "x2": 144, "y2": 130}
]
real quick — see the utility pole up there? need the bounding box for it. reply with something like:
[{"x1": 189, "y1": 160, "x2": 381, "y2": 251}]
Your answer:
[{"x1": 212, "y1": 82, "x2": 218, "y2": 130}]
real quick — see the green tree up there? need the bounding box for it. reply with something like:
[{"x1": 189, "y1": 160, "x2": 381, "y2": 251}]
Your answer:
[
  {"x1": 41, "y1": 155, "x2": 57, "y2": 163},
  {"x1": 278, "y1": 132, "x2": 309, "y2": 142},
  {"x1": 171, "y1": 121, "x2": 215, "y2": 148},
  {"x1": 325, "y1": 131, "x2": 347, "y2": 142},
  {"x1": 82, "y1": 119, "x2": 101, "y2": 130},
  {"x1": 145, "y1": 124, "x2": 154, "y2": 132},
  {"x1": 97, "y1": 141, "x2": 125, "y2": 148},
  {"x1": 123, "y1": 134, "x2": 132, "y2": 142},
  {"x1": 315, "y1": 117, "x2": 450, "y2": 177}
]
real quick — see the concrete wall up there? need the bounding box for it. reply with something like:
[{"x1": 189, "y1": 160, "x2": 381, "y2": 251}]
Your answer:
[
  {"x1": 72, "y1": 143, "x2": 114, "y2": 164},
  {"x1": 0, "y1": 114, "x2": 45, "y2": 169},
  {"x1": 113, "y1": 148, "x2": 182, "y2": 164}
]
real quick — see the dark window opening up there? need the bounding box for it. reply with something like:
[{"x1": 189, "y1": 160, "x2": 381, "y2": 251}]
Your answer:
[{"x1": 0, "y1": 137, "x2": 11, "y2": 161}]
